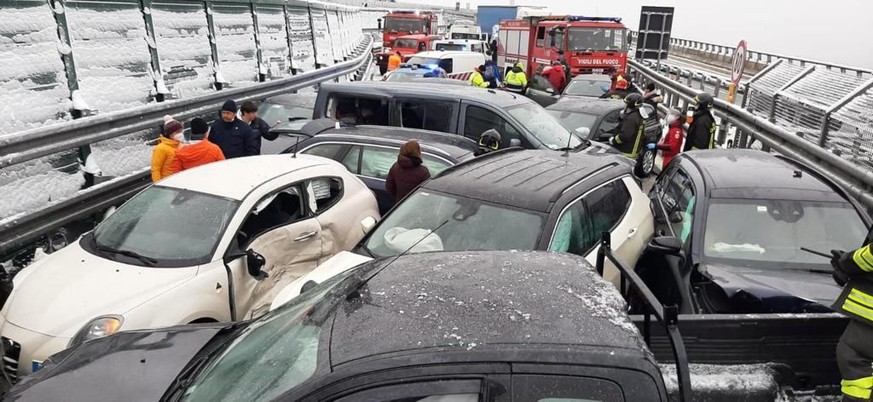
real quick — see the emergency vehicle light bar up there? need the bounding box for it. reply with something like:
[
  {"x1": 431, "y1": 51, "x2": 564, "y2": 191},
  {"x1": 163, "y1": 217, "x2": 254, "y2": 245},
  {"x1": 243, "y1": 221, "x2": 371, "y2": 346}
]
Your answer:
[{"x1": 567, "y1": 16, "x2": 622, "y2": 22}]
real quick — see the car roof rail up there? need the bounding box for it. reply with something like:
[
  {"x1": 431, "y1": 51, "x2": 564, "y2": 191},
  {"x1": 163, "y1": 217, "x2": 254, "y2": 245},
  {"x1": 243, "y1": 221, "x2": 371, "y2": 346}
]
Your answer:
[
  {"x1": 432, "y1": 147, "x2": 524, "y2": 179},
  {"x1": 595, "y1": 232, "x2": 692, "y2": 402}
]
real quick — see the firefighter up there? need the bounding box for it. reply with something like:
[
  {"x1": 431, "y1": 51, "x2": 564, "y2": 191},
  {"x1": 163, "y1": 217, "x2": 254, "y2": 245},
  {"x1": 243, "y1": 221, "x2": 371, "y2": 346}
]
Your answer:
[
  {"x1": 601, "y1": 78, "x2": 631, "y2": 100},
  {"x1": 831, "y1": 242, "x2": 873, "y2": 401},
  {"x1": 505, "y1": 62, "x2": 528, "y2": 94},
  {"x1": 609, "y1": 93, "x2": 646, "y2": 159},
  {"x1": 469, "y1": 65, "x2": 489, "y2": 88},
  {"x1": 684, "y1": 92, "x2": 717, "y2": 151}
]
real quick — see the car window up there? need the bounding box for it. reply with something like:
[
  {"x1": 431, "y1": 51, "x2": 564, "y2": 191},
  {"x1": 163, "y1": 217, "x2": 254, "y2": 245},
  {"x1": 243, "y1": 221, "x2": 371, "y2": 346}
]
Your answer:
[
  {"x1": 513, "y1": 375, "x2": 624, "y2": 402},
  {"x1": 333, "y1": 380, "x2": 482, "y2": 402},
  {"x1": 506, "y1": 103, "x2": 582, "y2": 150},
  {"x1": 341, "y1": 145, "x2": 362, "y2": 173},
  {"x1": 536, "y1": 26, "x2": 546, "y2": 47},
  {"x1": 421, "y1": 155, "x2": 452, "y2": 175},
  {"x1": 359, "y1": 146, "x2": 396, "y2": 179},
  {"x1": 301, "y1": 143, "x2": 345, "y2": 160},
  {"x1": 661, "y1": 169, "x2": 695, "y2": 244},
  {"x1": 586, "y1": 181, "x2": 631, "y2": 237},
  {"x1": 241, "y1": 185, "x2": 305, "y2": 242},
  {"x1": 327, "y1": 95, "x2": 388, "y2": 126},
  {"x1": 463, "y1": 105, "x2": 526, "y2": 148},
  {"x1": 439, "y1": 58, "x2": 454, "y2": 74},
  {"x1": 400, "y1": 100, "x2": 453, "y2": 133},
  {"x1": 529, "y1": 75, "x2": 555, "y2": 92},
  {"x1": 598, "y1": 110, "x2": 622, "y2": 137},
  {"x1": 308, "y1": 177, "x2": 343, "y2": 214},
  {"x1": 550, "y1": 200, "x2": 595, "y2": 256},
  {"x1": 90, "y1": 187, "x2": 238, "y2": 265},
  {"x1": 545, "y1": 109, "x2": 599, "y2": 135}
]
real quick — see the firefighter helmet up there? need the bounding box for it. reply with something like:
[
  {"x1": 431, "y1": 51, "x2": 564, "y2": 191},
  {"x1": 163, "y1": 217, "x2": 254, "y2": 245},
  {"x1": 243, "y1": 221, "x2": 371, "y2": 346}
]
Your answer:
[
  {"x1": 624, "y1": 93, "x2": 643, "y2": 109},
  {"x1": 694, "y1": 92, "x2": 714, "y2": 111}
]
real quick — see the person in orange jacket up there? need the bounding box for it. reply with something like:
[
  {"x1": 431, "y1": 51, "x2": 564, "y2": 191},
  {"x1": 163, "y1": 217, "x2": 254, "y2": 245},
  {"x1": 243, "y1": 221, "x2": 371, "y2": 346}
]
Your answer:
[
  {"x1": 387, "y1": 51, "x2": 402, "y2": 71},
  {"x1": 171, "y1": 118, "x2": 225, "y2": 174},
  {"x1": 151, "y1": 116, "x2": 183, "y2": 182},
  {"x1": 657, "y1": 109, "x2": 686, "y2": 169}
]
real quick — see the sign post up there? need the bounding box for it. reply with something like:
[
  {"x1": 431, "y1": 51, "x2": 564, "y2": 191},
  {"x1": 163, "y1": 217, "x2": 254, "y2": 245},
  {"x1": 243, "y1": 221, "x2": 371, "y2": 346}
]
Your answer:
[{"x1": 728, "y1": 40, "x2": 747, "y2": 103}]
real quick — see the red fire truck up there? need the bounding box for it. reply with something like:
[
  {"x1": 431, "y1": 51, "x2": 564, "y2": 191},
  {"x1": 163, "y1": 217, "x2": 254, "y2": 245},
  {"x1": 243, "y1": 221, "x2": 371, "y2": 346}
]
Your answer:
[
  {"x1": 497, "y1": 16, "x2": 629, "y2": 79},
  {"x1": 376, "y1": 11, "x2": 439, "y2": 74}
]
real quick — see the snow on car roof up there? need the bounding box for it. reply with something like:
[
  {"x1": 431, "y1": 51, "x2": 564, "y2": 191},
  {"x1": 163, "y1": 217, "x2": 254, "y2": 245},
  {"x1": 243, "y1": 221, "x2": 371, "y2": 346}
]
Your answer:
[
  {"x1": 329, "y1": 251, "x2": 647, "y2": 366},
  {"x1": 157, "y1": 154, "x2": 337, "y2": 200}
]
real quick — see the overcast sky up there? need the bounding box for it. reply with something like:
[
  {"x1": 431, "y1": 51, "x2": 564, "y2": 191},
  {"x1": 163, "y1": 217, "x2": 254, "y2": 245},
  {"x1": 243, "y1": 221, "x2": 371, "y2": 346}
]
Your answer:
[{"x1": 405, "y1": 0, "x2": 873, "y2": 68}]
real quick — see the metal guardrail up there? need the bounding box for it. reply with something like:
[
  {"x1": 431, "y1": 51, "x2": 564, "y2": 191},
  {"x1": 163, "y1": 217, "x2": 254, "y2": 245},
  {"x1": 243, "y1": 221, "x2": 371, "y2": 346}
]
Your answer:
[
  {"x1": 628, "y1": 58, "x2": 873, "y2": 210},
  {"x1": 595, "y1": 233, "x2": 692, "y2": 402},
  {"x1": 0, "y1": 35, "x2": 373, "y2": 258}
]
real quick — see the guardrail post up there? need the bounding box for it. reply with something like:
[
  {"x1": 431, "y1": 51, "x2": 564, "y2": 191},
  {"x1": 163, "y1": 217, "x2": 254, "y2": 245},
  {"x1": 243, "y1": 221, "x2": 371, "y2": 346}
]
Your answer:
[
  {"x1": 308, "y1": 3, "x2": 320, "y2": 69},
  {"x1": 250, "y1": 3, "x2": 266, "y2": 82},
  {"x1": 50, "y1": 0, "x2": 97, "y2": 188},
  {"x1": 283, "y1": 4, "x2": 296, "y2": 75},
  {"x1": 204, "y1": 1, "x2": 223, "y2": 90},
  {"x1": 139, "y1": 0, "x2": 166, "y2": 102}
]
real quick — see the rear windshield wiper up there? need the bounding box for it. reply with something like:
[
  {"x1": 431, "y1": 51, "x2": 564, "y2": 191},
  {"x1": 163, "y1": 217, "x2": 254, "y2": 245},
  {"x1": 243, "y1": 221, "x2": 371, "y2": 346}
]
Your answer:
[{"x1": 95, "y1": 243, "x2": 157, "y2": 266}]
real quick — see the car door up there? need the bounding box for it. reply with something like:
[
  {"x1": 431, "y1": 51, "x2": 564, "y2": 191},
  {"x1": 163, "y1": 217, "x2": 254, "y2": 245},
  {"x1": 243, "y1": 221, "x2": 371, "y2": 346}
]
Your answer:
[
  {"x1": 233, "y1": 182, "x2": 324, "y2": 318},
  {"x1": 460, "y1": 103, "x2": 531, "y2": 149},
  {"x1": 548, "y1": 177, "x2": 649, "y2": 289},
  {"x1": 396, "y1": 99, "x2": 456, "y2": 133},
  {"x1": 594, "y1": 109, "x2": 622, "y2": 142},
  {"x1": 525, "y1": 75, "x2": 559, "y2": 107}
]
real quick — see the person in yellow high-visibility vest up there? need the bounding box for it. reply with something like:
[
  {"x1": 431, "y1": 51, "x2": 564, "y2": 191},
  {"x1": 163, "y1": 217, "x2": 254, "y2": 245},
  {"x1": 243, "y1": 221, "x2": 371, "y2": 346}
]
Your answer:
[
  {"x1": 831, "y1": 242, "x2": 873, "y2": 401},
  {"x1": 469, "y1": 65, "x2": 489, "y2": 88},
  {"x1": 504, "y1": 62, "x2": 528, "y2": 93}
]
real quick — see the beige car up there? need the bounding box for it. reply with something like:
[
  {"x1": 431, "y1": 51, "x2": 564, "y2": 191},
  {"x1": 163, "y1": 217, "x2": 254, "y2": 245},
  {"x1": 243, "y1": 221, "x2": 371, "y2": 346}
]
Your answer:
[{"x1": 0, "y1": 154, "x2": 378, "y2": 377}]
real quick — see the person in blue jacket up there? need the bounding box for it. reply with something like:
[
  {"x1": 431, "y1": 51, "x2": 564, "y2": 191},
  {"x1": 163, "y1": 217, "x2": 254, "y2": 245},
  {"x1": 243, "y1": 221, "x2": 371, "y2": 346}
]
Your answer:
[
  {"x1": 209, "y1": 99, "x2": 257, "y2": 158},
  {"x1": 484, "y1": 59, "x2": 502, "y2": 89}
]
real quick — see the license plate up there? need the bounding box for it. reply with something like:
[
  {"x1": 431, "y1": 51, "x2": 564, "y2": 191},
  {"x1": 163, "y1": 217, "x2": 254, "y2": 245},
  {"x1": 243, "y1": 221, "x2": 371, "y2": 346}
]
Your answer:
[{"x1": 592, "y1": 68, "x2": 604, "y2": 74}]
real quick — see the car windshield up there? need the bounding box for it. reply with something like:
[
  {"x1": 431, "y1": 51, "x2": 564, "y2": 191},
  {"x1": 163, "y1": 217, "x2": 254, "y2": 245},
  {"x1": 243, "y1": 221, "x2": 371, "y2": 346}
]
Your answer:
[
  {"x1": 394, "y1": 38, "x2": 420, "y2": 49},
  {"x1": 568, "y1": 28, "x2": 626, "y2": 52},
  {"x1": 181, "y1": 265, "x2": 371, "y2": 402},
  {"x1": 406, "y1": 56, "x2": 439, "y2": 66},
  {"x1": 703, "y1": 199, "x2": 868, "y2": 267},
  {"x1": 385, "y1": 17, "x2": 428, "y2": 33},
  {"x1": 507, "y1": 103, "x2": 582, "y2": 149},
  {"x1": 545, "y1": 109, "x2": 599, "y2": 135},
  {"x1": 259, "y1": 101, "x2": 313, "y2": 125},
  {"x1": 564, "y1": 79, "x2": 611, "y2": 97},
  {"x1": 362, "y1": 190, "x2": 545, "y2": 258},
  {"x1": 450, "y1": 33, "x2": 480, "y2": 40},
  {"x1": 435, "y1": 43, "x2": 466, "y2": 51},
  {"x1": 91, "y1": 186, "x2": 238, "y2": 265}
]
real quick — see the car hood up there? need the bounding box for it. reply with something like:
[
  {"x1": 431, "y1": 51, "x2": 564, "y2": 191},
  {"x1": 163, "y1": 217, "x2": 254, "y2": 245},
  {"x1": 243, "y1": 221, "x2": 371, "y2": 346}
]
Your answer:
[
  {"x1": 702, "y1": 263, "x2": 842, "y2": 313},
  {"x1": 270, "y1": 251, "x2": 373, "y2": 311},
  {"x1": 6, "y1": 325, "x2": 227, "y2": 402},
  {"x1": 5, "y1": 240, "x2": 198, "y2": 337}
]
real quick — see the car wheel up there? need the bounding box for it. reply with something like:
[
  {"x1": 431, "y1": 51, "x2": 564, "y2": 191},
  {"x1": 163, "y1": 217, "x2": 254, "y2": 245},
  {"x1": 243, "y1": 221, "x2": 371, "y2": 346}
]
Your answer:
[{"x1": 635, "y1": 149, "x2": 655, "y2": 178}]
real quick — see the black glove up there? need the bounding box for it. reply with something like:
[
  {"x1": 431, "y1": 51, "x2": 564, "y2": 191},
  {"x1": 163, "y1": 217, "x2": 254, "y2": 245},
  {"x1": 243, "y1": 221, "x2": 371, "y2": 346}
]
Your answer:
[{"x1": 831, "y1": 249, "x2": 849, "y2": 287}]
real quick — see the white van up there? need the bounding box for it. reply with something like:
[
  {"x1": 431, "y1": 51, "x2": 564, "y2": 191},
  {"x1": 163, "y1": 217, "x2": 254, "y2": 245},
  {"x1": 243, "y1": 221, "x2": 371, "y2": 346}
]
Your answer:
[
  {"x1": 430, "y1": 39, "x2": 489, "y2": 54},
  {"x1": 404, "y1": 51, "x2": 487, "y2": 81}
]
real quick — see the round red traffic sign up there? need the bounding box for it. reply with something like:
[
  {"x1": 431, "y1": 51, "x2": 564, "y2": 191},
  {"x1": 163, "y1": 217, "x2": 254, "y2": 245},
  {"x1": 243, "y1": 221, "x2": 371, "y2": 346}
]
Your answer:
[{"x1": 731, "y1": 40, "x2": 747, "y2": 84}]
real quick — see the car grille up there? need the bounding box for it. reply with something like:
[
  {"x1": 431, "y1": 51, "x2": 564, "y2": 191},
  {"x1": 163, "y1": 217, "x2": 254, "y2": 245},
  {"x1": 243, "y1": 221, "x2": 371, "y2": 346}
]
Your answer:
[{"x1": 1, "y1": 337, "x2": 20, "y2": 383}]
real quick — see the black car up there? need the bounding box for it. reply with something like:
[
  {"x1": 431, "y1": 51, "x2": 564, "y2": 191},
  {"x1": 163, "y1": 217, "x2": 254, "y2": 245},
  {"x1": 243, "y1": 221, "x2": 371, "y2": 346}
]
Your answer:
[
  {"x1": 547, "y1": 98, "x2": 663, "y2": 177},
  {"x1": 353, "y1": 148, "x2": 654, "y2": 289},
  {"x1": 281, "y1": 124, "x2": 477, "y2": 213},
  {"x1": 639, "y1": 149, "x2": 871, "y2": 314},
  {"x1": 312, "y1": 81, "x2": 607, "y2": 153},
  {"x1": 6, "y1": 251, "x2": 671, "y2": 402}
]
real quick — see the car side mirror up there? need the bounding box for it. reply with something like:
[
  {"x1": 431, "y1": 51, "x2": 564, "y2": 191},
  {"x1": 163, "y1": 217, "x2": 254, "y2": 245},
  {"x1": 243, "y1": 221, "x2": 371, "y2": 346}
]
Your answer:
[
  {"x1": 545, "y1": 87, "x2": 555, "y2": 94},
  {"x1": 575, "y1": 127, "x2": 591, "y2": 138},
  {"x1": 361, "y1": 216, "x2": 377, "y2": 234},
  {"x1": 646, "y1": 236, "x2": 683, "y2": 256},
  {"x1": 246, "y1": 249, "x2": 268, "y2": 280},
  {"x1": 509, "y1": 139, "x2": 521, "y2": 147}
]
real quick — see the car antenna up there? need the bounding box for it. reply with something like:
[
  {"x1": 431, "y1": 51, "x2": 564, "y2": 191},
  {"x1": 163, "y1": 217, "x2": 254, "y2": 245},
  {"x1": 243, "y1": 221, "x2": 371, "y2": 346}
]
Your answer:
[
  {"x1": 292, "y1": 135, "x2": 300, "y2": 158},
  {"x1": 562, "y1": 128, "x2": 574, "y2": 157}
]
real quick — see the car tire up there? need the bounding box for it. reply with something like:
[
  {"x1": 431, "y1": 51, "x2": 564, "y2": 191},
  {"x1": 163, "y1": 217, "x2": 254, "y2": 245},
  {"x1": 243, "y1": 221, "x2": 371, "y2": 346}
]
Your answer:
[{"x1": 635, "y1": 149, "x2": 655, "y2": 178}]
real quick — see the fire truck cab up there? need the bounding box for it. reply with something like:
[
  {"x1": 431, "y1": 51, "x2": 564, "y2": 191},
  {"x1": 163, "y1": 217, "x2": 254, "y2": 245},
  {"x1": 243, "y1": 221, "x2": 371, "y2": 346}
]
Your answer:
[
  {"x1": 377, "y1": 11, "x2": 440, "y2": 74},
  {"x1": 497, "y1": 16, "x2": 629, "y2": 79}
]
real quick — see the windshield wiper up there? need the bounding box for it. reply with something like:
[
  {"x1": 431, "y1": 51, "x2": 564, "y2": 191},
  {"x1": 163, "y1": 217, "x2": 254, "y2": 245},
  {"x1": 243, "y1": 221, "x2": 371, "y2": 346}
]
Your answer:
[
  {"x1": 557, "y1": 138, "x2": 591, "y2": 152},
  {"x1": 95, "y1": 242, "x2": 157, "y2": 266},
  {"x1": 163, "y1": 326, "x2": 243, "y2": 402},
  {"x1": 357, "y1": 243, "x2": 375, "y2": 258}
]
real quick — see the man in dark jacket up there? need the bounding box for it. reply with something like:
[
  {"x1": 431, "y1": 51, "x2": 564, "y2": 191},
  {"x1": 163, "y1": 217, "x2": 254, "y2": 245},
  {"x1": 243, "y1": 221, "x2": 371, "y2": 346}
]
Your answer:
[
  {"x1": 240, "y1": 101, "x2": 279, "y2": 154},
  {"x1": 386, "y1": 140, "x2": 430, "y2": 204},
  {"x1": 684, "y1": 92, "x2": 717, "y2": 151},
  {"x1": 484, "y1": 59, "x2": 501, "y2": 89},
  {"x1": 831, "y1": 241, "x2": 873, "y2": 401},
  {"x1": 209, "y1": 99, "x2": 257, "y2": 158},
  {"x1": 609, "y1": 93, "x2": 646, "y2": 159}
]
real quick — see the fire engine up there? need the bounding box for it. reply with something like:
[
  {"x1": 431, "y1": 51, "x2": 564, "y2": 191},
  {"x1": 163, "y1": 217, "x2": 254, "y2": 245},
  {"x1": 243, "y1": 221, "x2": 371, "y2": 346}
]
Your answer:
[
  {"x1": 497, "y1": 16, "x2": 629, "y2": 79},
  {"x1": 376, "y1": 10, "x2": 439, "y2": 74}
]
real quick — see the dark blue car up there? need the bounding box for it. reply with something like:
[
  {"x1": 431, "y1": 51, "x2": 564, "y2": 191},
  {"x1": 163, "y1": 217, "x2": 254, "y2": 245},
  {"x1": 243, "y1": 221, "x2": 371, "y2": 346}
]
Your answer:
[
  {"x1": 282, "y1": 124, "x2": 477, "y2": 214},
  {"x1": 640, "y1": 149, "x2": 871, "y2": 314}
]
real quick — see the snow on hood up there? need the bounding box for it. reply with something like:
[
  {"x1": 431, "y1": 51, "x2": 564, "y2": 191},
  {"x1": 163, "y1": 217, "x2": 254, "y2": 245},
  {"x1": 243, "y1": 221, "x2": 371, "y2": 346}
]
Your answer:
[{"x1": 4, "y1": 240, "x2": 197, "y2": 337}]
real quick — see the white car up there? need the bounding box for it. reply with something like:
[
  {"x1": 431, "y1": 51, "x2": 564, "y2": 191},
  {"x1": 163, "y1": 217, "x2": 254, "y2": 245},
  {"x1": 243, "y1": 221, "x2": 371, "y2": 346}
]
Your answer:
[{"x1": 0, "y1": 154, "x2": 379, "y2": 377}]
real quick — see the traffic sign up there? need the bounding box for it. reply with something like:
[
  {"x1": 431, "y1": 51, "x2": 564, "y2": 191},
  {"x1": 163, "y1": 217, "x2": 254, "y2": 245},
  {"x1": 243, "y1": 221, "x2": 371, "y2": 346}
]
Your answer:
[{"x1": 730, "y1": 40, "x2": 747, "y2": 85}]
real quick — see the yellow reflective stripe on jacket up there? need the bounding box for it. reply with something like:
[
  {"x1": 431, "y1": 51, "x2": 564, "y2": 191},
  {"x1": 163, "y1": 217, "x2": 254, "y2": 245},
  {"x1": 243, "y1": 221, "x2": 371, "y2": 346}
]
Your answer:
[
  {"x1": 629, "y1": 124, "x2": 645, "y2": 158},
  {"x1": 853, "y1": 245, "x2": 873, "y2": 272},
  {"x1": 470, "y1": 72, "x2": 487, "y2": 88},
  {"x1": 842, "y1": 377, "x2": 873, "y2": 399},
  {"x1": 708, "y1": 122, "x2": 716, "y2": 148},
  {"x1": 849, "y1": 288, "x2": 873, "y2": 308},
  {"x1": 842, "y1": 298, "x2": 873, "y2": 322}
]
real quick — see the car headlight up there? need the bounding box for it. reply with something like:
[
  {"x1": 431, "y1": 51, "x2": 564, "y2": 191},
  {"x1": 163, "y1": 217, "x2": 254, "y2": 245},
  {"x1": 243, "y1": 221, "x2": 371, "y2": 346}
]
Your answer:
[{"x1": 68, "y1": 315, "x2": 123, "y2": 348}]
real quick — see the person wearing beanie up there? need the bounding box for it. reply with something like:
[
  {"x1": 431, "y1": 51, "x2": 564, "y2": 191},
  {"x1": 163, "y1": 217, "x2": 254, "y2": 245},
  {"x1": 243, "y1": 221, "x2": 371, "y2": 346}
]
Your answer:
[
  {"x1": 151, "y1": 115, "x2": 184, "y2": 182},
  {"x1": 208, "y1": 99, "x2": 257, "y2": 158},
  {"x1": 386, "y1": 140, "x2": 430, "y2": 205},
  {"x1": 170, "y1": 117, "x2": 225, "y2": 174}
]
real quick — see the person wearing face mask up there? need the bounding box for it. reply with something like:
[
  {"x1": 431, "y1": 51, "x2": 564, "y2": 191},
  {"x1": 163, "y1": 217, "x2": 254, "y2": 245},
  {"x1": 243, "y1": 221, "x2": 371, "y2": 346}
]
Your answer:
[
  {"x1": 151, "y1": 115, "x2": 184, "y2": 182},
  {"x1": 209, "y1": 99, "x2": 257, "y2": 158}
]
